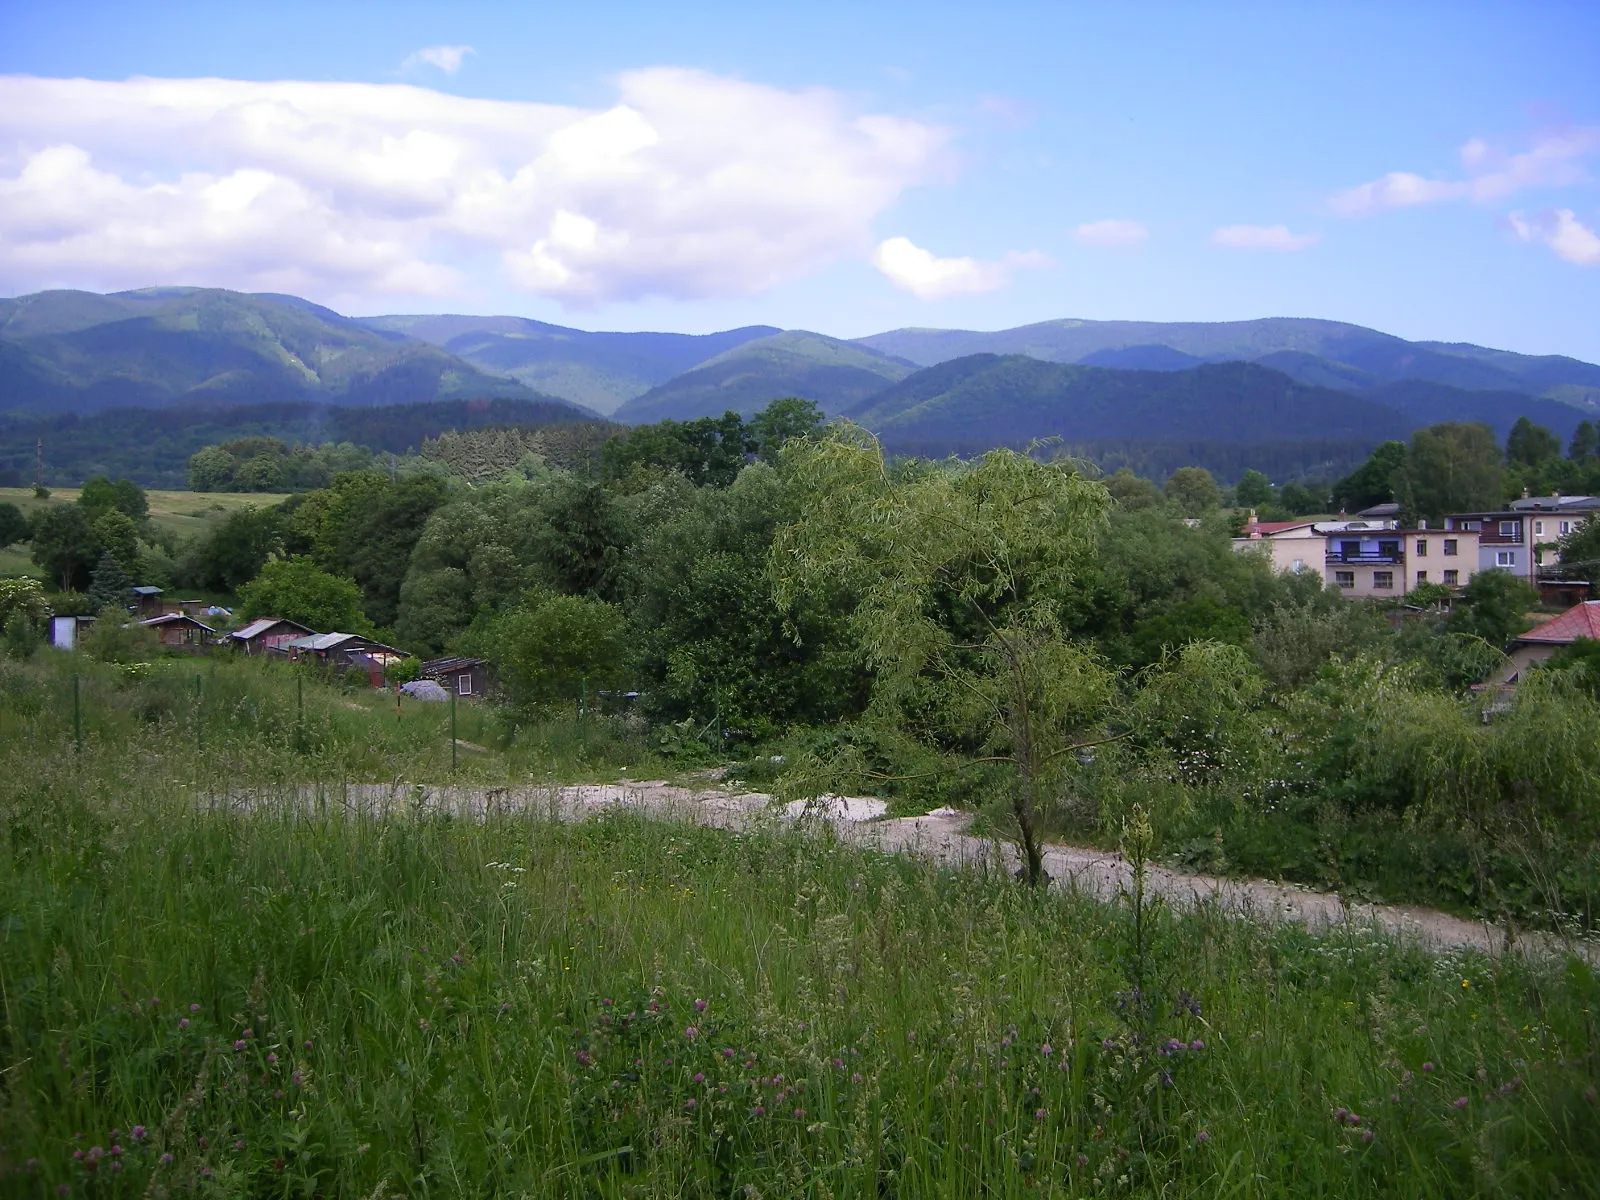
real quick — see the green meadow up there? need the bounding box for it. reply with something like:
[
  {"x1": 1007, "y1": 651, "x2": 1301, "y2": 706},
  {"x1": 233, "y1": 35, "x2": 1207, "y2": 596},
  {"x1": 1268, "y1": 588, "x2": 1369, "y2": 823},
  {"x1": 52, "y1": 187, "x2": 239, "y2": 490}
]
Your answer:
[{"x1": 1, "y1": 653, "x2": 1598, "y2": 1197}]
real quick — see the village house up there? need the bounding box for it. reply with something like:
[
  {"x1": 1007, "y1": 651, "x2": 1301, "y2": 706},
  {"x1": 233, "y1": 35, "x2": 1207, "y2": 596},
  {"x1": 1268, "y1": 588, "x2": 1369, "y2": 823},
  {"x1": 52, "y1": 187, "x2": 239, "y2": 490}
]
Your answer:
[
  {"x1": 1493, "y1": 599, "x2": 1600, "y2": 685},
  {"x1": 139, "y1": 612, "x2": 215, "y2": 648},
  {"x1": 229, "y1": 616, "x2": 315, "y2": 656},
  {"x1": 421, "y1": 656, "x2": 488, "y2": 697},
  {"x1": 283, "y1": 631, "x2": 407, "y2": 685},
  {"x1": 1235, "y1": 510, "x2": 1480, "y2": 597}
]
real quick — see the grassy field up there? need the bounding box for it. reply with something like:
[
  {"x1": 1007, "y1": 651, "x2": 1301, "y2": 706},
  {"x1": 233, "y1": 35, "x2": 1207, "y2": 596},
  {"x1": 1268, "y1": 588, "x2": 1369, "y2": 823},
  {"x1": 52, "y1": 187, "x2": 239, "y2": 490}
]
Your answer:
[
  {"x1": 1, "y1": 652, "x2": 1598, "y2": 1196},
  {"x1": 0, "y1": 487, "x2": 293, "y2": 575}
]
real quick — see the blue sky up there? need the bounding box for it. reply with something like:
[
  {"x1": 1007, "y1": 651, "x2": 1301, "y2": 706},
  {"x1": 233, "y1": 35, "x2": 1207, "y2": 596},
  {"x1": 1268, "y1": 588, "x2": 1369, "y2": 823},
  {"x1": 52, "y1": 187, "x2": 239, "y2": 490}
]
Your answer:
[{"x1": 1, "y1": 1, "x2": 1597, "y2": 359}]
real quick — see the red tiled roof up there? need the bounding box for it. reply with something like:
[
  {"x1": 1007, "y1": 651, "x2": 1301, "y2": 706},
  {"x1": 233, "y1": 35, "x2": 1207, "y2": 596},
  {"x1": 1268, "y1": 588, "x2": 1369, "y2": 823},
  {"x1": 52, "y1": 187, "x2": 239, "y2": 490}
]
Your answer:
[{"x1": 1515, "y1": 601, "x2": 1600, "y2": 645}]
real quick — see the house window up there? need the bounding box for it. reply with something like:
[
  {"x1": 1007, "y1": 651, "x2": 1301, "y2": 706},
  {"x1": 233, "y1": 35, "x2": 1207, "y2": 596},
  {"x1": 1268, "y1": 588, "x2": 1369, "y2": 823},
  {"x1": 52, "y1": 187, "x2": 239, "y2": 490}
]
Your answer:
[
  {"x1": 1443, "y1": 539, "x2": 1458, "y2": 556},
  {"x1": 1335, "y1": 570, "x2": 1355, "y2": 588},
  {"x1": 1373, "y1": 571, "x2": 1394, "y2": 589},
  {"x1": 1415, "y1": 539, "x2": 1428, "y2": 556},
  {"x1": 1496, "y1": 550, "x2": 1517, "y2": 567},
  {"x1": 457, "y1": 673, "x2": 473, "y2": 696},
  {"x1": 1416, "y1": 571, "x2": 1428, "y2": 585},
  {"x1": 1443, "y1": 569, "x2": 1459, "y2": 585},
  {"x1": 1499, "y1": 520, "x2": 1519, "y2": 538}
]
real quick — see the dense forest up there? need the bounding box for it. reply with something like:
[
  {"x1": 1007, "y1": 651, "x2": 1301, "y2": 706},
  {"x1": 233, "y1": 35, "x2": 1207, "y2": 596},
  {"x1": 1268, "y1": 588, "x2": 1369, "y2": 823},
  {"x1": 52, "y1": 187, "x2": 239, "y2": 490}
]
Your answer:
[{"x1": 4, "y1": 401, "x2": 1600, "y2": 929}]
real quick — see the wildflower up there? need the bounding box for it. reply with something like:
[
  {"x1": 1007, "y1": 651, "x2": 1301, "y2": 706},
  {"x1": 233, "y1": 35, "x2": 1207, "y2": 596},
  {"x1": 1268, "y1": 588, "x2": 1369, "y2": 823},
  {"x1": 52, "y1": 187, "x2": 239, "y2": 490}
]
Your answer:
[
  {"x1": 684, "y1": 1026, "x2": 699, "y2": 1040},
  {"x1": 695, "y1": 998, "x2": 707, "y2": 1012}
]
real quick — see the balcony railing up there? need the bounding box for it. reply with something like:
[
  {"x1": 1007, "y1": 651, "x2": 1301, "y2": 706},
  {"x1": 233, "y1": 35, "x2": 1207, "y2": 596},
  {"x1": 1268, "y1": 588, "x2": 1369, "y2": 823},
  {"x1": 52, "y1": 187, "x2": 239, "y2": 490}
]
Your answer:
[{"x1": 1326, "y1": 551, "x2": 1402, "y2": 564}]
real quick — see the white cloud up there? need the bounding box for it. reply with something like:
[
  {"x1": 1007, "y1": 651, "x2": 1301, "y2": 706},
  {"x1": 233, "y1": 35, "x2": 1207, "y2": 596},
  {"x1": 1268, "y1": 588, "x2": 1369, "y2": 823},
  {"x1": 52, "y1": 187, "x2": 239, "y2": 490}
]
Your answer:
[
  {"x1": 1508, "y1": 209, "x2": 1600, "y2": 267},
  {"x1": 0, "y1": 70, "x2": 948, "y2": 305},
  {"x1": 1072, "y1": 218, "x2": 1147, "y2": 247},
  {"x1": 1331, "y1": 127, "x2": 1600, "y2": 216},
  {"x1": 871, "y1": 236, "x2": 1047, "y2": 300},
  {"x1": 1209, "y1": 224, "x2": 1320, "y2": 252},
  {"x1": 402, "y1": 45, "x2": 475, "y2": 75}
]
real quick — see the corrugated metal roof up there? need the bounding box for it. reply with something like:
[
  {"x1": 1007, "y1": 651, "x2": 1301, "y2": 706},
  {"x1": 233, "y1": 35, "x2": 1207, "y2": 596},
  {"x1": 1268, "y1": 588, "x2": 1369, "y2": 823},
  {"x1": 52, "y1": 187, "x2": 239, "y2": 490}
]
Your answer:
[{"x1": 1515, "y1": 601, "x2": 1600, "y2": 645}]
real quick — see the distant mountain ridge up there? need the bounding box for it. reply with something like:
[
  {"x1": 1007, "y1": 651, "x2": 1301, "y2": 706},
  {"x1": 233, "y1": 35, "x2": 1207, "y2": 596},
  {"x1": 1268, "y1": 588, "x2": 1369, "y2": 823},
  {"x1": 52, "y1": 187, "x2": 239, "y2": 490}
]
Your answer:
[
  {"x1": 611, "y1": 331, "x2": 916, "y2": 424},
  {"x1": 854, "y1": 317, "x2": 1600, "y2": 408},
  {"x1": 359, "y1": 313, "x2": 779, "y2": 415},
  {"x1": 0, "y1": 288, "x2": 592, "y2": 418}
]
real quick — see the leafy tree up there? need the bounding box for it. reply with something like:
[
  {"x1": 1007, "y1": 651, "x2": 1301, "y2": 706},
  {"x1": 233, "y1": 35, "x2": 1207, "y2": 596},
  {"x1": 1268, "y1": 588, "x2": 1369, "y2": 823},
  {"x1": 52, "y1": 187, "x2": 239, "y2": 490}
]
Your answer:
[
  {"x1": 1277, "y1": 481, "x2": 1325, "y2": 516},
  {"x1": 603, "y1": 411, "x2": 755, "y2": 488},
  {"x1": 775, "y1": 428, "x2": 1117, "y2": 885},
  {"x1": 1332, "y1": 440, "x2": 1406, "y2": 511},
  {"x1": 747, "y1": 398, "x2": 826, "y2": 464},
  {"x1": 86, "y1": 551, "x2": 135, "y2": 612},
  {"x1": 237, "y1": 556, "x2": 370, "y2": 632},
  {"x1": 77, "y1": 476, "x2": 149, "y2": 524},
  {"x1": 1505, "y1": 417, "x2": 1562, "y2": 468},
  {"x1": 475, "y1": 591, "x2": 629, "y2": 709},
  {"x1": 1394, "y1": 422, "x2": 1503, "y2": 522},
  {"x1": 195, "y1": 507, "x2": 283, "y2": 591},
  {"x1": 1570, "y1": 420, "x2": 1598, "y2": 463},
  {"x1": 1103, "y1": 468, "x2": 1163, "y2": 511},
  {"x1": 1551, "y1": 515, "x2": 1600, "y2": 581},
  {"x1": 187, "y1": 445, "x2": 236, "y2": 491},
  {"x1": 92, "y1": 509, "x2": 141, "y2": 572},
  {"x1": 626, "y1": 463, "x2": 865, "y2": 735},
  {"x1": 1164, "y1": 466, "x2": 1221, "y2": 516},
  {"x1": 1233, "y1": 469, "x2": 1274, "y2": 508},
  {"x1": 29, "y1": 504, "x2": 98, "y2": 591},
  {"x1": 1444, "y1": 568, "x2": 1537, "y2": 647},
  {"x1": 0, "y1": 577, "x2": 51, "y2": 632},
  {"x1": 0, "y1": 502, "x2": 28, "y2": 549}
]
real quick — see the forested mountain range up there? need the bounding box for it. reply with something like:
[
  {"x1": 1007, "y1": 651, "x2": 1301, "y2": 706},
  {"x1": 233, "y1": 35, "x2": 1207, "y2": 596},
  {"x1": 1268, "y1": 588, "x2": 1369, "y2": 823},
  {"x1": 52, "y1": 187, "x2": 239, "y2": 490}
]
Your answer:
[
  {"x1": 4, "y1": 287, "x2": 1599, "y2": 486},
  {"x1": 0, "y1": 288, "x2": 592, "y2": 417},
  {"x1": 359, "y1": 313, "x2": 779, "y2": 415}
]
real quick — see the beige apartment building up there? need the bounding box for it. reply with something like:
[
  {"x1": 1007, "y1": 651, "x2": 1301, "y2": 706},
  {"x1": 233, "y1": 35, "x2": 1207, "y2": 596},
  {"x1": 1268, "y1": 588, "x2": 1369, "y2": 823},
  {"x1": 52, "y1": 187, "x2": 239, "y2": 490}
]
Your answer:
[{"x1": 1236, "y1": 515, "x2": 1481, "y2": 597}]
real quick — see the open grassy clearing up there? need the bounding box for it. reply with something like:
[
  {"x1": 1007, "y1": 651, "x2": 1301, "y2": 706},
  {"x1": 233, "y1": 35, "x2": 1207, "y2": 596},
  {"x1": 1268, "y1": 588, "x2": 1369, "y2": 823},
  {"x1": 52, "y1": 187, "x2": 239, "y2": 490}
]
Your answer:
[
  {"x1": 1, "y1": 654, "x2": 1599, "y2": 1196},
  {"x1": 0, "y1": 486, "x2": 292, "y2": 551}
]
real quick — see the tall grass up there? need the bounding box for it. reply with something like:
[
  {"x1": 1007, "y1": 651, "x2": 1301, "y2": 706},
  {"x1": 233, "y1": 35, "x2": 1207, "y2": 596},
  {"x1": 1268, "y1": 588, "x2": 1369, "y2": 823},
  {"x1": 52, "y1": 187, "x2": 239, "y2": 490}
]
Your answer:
[{"x1": 2, "y1": 655, "x2": 1598, "y2": 1195}]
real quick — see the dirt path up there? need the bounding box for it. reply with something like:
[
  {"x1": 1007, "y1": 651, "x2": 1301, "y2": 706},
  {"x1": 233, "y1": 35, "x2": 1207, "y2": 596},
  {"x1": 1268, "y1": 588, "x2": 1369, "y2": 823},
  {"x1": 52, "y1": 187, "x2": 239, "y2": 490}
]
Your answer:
[{"x1": 267, "y1": 778, "x2": 1593, "y2": 962}]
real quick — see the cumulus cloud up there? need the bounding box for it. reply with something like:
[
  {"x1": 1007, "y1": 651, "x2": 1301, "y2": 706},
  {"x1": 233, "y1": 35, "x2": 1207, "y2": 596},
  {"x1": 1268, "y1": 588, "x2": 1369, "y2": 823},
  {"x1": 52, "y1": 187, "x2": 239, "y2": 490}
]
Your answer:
[
  {"x1": 1209, "y1": 224, "x2": 1319, "y2": 252},
  {"x1": 0, "y1": 70, "x2": 948, "y2": 305},
  {"x1": 1508, "y1": 209, "x2": 1600, "y2": 267},
  {"x1": 1331, "y1": 128, "x2": 1600, "y2": 216},
  {"x1": 871, "y1": 236, "x2": 1047, "y2": 299},
  {"x1": 402, "y1": 45, "x2": 475, "y2": 75},
  {"x1": 1072, "y1": 218, "x2": 1147, "y2": 247}
]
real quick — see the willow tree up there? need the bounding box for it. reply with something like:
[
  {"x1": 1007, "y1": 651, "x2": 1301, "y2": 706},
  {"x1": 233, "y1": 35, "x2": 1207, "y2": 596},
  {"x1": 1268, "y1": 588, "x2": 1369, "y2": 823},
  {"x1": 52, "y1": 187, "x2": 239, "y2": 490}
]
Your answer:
[{"x1": 772, "y1": 427, "x2": 1117, "y2": 884}]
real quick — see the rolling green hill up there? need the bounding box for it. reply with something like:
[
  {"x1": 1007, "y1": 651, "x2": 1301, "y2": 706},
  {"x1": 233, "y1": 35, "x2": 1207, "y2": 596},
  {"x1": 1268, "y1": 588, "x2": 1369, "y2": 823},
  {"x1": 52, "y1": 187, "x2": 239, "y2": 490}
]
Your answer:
[
  {"x1": 838, "y1": 355, "x2": 1589, "y2": 472},
  {"x1": 0, "y1": 397, "x2": 610, "y2": 488},
  {"x1": 0, "y1": 289, "x2": 584, "y2": 416},
  {"x1": 360, "y1": 314, "x2": 780, "y2": 415},
  {"x1": 612, "y1": 331, "x2": 916, "y2": 424},
  {"x1": 855, "y1": 317, "x2": 1600, "y2": 407}
]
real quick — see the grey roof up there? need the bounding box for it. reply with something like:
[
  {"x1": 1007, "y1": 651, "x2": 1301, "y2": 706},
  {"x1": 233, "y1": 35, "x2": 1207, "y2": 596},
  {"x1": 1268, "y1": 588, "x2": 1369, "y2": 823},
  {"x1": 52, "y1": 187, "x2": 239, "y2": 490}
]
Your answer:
[
  {"x1": 231, "y1": 616, "x2": 315, "y2": 641},
  {"x1": 140, "y1": 613, "x2": 216, "y2": 632}
]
